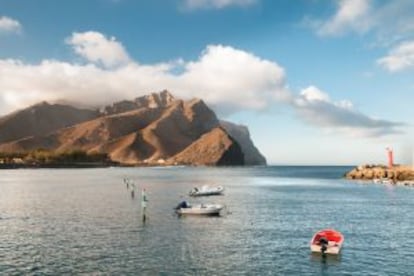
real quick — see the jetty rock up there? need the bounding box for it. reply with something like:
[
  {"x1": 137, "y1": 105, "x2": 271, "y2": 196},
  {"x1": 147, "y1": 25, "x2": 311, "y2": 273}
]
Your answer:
[
  {"x1": 345, "y1": 164, "x2": 414, "y2": 181},
  {"x1": 0, "y1": 91, "x2": 267, "y2": 166}
]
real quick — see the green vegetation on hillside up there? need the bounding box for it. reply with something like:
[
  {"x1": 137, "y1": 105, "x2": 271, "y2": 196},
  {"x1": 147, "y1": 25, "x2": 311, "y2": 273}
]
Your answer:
[{"x1": 0, "y1": 149, "x2": 111, "y2": 166}]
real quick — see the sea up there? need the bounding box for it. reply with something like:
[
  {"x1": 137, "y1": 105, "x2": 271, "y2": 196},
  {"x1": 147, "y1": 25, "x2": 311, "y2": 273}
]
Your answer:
[{"x1": 1, "y1": 166, "x2": 414, "y2": 275}]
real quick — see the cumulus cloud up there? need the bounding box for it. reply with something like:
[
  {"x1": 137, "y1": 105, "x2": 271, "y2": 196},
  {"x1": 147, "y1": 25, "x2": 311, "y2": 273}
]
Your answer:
[
  {"x1": 0, "y1": 16, "x2": 21, "y2": 34},
  {"x1": 182, "y1": 0, "x2": 257, "y2": 10},
  {"x1": 0, "y1": 31, "x2": 403, "y2": 138},
  {"x1": 0, "y1": 32, "x2": 288, "y2": 117},
  {"x1": 292, "y1": 86, "x2": 404, "y2": 137},
  {"x1": 178, "y1": 45, "x2": 290, "y2": 111},
  {"x1": 66, "y1": 31, "x2": 131, "y2": 68},
  {"x1": 377, "y1": 40, "x2": 414, "y2": 72}
]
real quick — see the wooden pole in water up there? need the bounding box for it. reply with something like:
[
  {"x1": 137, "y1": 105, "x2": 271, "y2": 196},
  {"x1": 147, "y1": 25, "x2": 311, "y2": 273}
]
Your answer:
[
  {"x1": 131, "y1": 185, "x2": 135, "y2": 198},
  {"x1": 141, "y1": 188, "x2": 148, "y2": 222},
  {"x1": 124, "y1": 178, "x2": 129, "y2": 189}
]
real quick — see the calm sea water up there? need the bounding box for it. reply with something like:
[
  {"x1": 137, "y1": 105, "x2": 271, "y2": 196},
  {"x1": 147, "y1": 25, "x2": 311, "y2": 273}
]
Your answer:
[{"x1": 1, "y1": 166, "x2": 414, "y2": 275}]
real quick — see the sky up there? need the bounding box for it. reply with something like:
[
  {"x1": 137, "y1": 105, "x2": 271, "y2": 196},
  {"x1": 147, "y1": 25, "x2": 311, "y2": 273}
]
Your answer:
[{"x1": 0, "y1": 0, "x2": 413, "y2": 165}]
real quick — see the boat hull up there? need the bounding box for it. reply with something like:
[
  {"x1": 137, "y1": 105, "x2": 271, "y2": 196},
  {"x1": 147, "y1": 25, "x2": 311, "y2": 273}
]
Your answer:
[
  {"x1": 310, "y1": 244, "x2": 341, "y2": 255},
  {"x1": 189, "y1": 186, "x2": 224, "y2": 197},
  {"x1": 310, "y1": 229, "x2": 344, "y2": 255},
  {"x1": 176, "y1": 204, "x2": 224, "y2": 216}
]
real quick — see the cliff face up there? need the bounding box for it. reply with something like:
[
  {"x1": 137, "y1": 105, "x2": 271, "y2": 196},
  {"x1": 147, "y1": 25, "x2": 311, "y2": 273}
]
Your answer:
[
  {"x1": 0, "y1": 91, "x2": 266, "y2": 166},
  {"x1": 220, "y1": 121, "x2": 267, "y2": 165},
  {"x1": 167, "y1": 127, "x2": 244, "y2": 166}
]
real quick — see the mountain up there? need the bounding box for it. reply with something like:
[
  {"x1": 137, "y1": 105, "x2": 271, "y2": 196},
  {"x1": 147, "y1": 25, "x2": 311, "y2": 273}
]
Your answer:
[
  {"x1": 220, "y1": 121, "x2": 267, "y2": 166},
  {"x1": 166, "y1": 127, "x2": 244, "y2": 166},
  {"x1": 102, "y1": 90, "x2": 175, "y2": 115},
  {"x1": 0, "y1": 91, "x2": 267, "y2": 166},
  {"x1": 0, "y1": 102, "x2": 99, "y2": 144}
]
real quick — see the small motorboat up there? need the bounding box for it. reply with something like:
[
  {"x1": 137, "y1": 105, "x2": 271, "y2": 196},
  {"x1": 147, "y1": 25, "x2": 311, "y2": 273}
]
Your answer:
[
  {"x1": 310, "y1": 229, "x2": 344, "y2": 255},
  {"x1": 373, "y1": 178, "x2": 394, "y2": 185},
  {"x1": 373, "y1": 178, "x2": 383, "y2": 184},
  {"x1": 174, "y1": 201, "x2": 224, "y2": 216},
  {"x1": 189, "y1": 185, "x2": 224, "y2": 197}
]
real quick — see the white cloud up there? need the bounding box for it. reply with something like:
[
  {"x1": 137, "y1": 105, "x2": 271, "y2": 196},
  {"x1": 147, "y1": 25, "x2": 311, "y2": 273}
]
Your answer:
[
  {"x1": 299, "y1": 86, "x2": 330, "y2": 102},
  {"x1": 0, "y1": 32, "x2": 288, "y2": 117},
  {"x1": 0, "y1": 31, "x2": 403, "y2": 138},
  {"x1": 309, "y1": 0, "x2": 414, "y2": 41},
  {"x1": 377, "y1": 40, "x2": 414, "y2": 72},
  {"x1": 292, "y1": 86, "x2": 403, "y2": 137},
  {"x1": 66, "y1": 31, "x2": 131, "y2": 68},
  {"x1": 314, "y1": 0, "x2": 371, "y2": 36},
  {"x1": 306, "y1": 1, "x2": 414, "y2": 73},
  {"x1": 0, "y1": 16, "x2": 21, "y2": 34},
  {"x1": 182, "y1": 0, "x2": 257, "y2": 10},
  {"x1": 371, "y1": 0, "x2": 414, "y2": 45},
  {"x1": 178, "y1": 45, "x2": 290, "y2": 111}
]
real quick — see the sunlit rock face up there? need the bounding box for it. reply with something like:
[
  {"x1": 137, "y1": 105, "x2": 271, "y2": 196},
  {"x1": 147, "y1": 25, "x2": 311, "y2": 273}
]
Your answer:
[{"x1": 0, "y1": 91, "x2": 266, "y2": 166}]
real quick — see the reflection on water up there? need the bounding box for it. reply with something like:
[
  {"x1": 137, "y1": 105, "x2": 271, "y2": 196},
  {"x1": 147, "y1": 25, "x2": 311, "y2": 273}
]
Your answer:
[
  {"x1": 310, "y1": 253, "x2": 342, "y2": 276},
  {"x1": 1, "y1": 166, "x2": 414, "y2": 275},
  {"x1": 310, "y1": 252, "x2": 342, "y2": 265}
]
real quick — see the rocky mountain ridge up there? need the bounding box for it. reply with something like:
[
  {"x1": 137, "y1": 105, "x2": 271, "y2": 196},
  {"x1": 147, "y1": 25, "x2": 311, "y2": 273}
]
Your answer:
[{"x1": 0, "y1": 91, "x2": 267, "y2": 166}]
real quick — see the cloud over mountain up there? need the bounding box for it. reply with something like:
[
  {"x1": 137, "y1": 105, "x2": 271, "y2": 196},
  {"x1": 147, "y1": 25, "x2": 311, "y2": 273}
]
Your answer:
[
  {"x1": 0, "y1": 31, "x2": 288, "y2": 117},
  {"x1": 0, "y1": 30, "x2": 404, "y2": 138}
]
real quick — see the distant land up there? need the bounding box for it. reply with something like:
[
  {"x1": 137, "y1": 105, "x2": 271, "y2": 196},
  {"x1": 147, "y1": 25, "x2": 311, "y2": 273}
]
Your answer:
[
  {"x1": 345, "y1": 164, "x2": 414, "y2": 182},
  {"x1": 0, "y1": 91, "x2": 266, "y2": 167}
]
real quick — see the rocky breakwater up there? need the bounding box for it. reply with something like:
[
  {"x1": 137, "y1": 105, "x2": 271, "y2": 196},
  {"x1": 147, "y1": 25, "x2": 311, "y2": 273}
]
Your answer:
[{"x1": 345, "y1": 164, "x2": 414, "y2": 185}]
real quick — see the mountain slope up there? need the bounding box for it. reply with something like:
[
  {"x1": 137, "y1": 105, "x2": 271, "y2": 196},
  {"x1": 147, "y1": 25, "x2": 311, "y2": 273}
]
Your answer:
[
  {"x1": 0, "y1": 91, "x2": 266, "y2": 166},
  {"x1": 0, "y1": 102, "x2": 99, "y2": 144},
  {"x1": 167, "y1": 127, "x2": 244, "y2": 166}
]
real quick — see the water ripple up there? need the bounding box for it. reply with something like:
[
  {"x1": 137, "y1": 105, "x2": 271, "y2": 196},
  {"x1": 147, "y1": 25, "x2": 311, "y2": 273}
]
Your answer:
[{"x1": 1, "y1": 167, "x2": 413, "y2": 275}]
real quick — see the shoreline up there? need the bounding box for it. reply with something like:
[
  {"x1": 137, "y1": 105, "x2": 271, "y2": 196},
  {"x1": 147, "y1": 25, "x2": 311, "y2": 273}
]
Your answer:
[
  {"x1": 0, "y1": 164, "x2": 355, "y2": 169},
  {"x1": 0, "y1": 162, "x2": 119, "y2": 169}
]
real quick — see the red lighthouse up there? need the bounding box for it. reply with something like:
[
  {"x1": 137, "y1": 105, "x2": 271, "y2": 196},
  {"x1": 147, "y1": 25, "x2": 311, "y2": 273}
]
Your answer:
[{"x1": 386, "y1": 148, "x2": 394, "y2": 168}]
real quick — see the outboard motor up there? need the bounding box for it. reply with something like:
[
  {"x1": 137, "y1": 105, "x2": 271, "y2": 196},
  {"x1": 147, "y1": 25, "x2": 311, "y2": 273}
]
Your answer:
[
  {"x1": 189, "y1": 187, "x2": 198, "y2": 196},
  {"x1": 319, "y1": 237, "x2": 328, "y2": 254},
  {"x1": 175, "y1": 201, "x2": 188, "y2": 210}
]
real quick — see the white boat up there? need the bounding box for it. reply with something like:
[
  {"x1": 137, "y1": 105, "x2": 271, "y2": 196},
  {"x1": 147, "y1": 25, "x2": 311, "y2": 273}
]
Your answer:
[
  {"x1": 373, "y1": 178, "x2": 383, "y2": 184},
  {"x1": 310, "y1": 229, "x2": 344, "y2": 255},
  {"x1": 373, "y1": 178, "x2": 394, "y2": 185},
  {"x1": 175, "y1": 201, "x2": 224, "y2": 216},
  {"x1": 396, "y1": 181, "x2": 414, "y2": 187},
  {"x1": 189, "y1": 185, "x2": 224, "y2": 197}
]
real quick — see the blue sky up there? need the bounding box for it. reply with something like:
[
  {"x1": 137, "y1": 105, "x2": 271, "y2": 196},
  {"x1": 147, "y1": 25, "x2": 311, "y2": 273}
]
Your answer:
[{"x1": 0, "y1": 0, "x2": 413, "y2": 165}]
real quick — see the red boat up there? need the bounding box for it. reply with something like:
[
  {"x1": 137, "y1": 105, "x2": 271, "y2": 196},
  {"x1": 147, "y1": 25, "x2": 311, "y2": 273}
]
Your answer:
[{"x1": 310, "y1": 229, "x2": 344, "y2": 255}]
